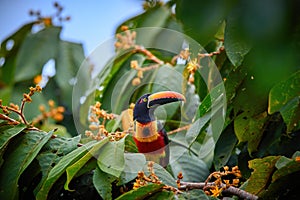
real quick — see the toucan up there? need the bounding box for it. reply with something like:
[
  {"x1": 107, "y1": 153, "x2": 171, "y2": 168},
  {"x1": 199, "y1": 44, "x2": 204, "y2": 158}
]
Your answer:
[{"x1": 133, "y1": 91, "x2": 186, "y2": 167}]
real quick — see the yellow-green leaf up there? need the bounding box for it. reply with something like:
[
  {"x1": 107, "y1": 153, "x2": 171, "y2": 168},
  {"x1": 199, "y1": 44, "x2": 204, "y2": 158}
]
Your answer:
[
  {"x1": 245, "y1": 156, "x2": 280, "y2": 195},
  {"x1": 64, "y1": 137, "x2": 109, "y2": 191}
]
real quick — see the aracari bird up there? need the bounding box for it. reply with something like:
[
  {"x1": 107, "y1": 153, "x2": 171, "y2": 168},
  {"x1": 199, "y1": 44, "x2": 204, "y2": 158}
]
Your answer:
[{"x1": 132, "y1": 91, "x2": 185, "y2": 167}]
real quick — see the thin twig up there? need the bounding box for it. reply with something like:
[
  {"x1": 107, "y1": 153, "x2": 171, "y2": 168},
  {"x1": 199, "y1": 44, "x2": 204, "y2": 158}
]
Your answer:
[
  {"x1": 133, "y1": 45, "x2": 164, "y2": 64},
  {"x1": 137, "y1": 63, "x2": 160, "y2": 72},
  {"x1": 167, "y1": 124, "x2": 191, "y2": 135},
  {"x1": 5, "y1": 106, "x2": 28, "y2": 125},
  {"x1": 0, "y1": 113, "x2": 20, "y2": 125},
  {"x1": 198, "y1": 46, "x2": 224, "y2": 58},
  {"x1": 179, "y1": 181, "x2": 258, "y2": 200}
]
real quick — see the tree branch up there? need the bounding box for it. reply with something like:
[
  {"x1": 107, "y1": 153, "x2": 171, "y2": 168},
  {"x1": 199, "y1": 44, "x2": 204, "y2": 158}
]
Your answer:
[
  {"x1": 0, "y1": 113, "x2": 20, "y2": 125},
  {"x1": 179, "y1": 181, "x2": 258, "y2": 200}
]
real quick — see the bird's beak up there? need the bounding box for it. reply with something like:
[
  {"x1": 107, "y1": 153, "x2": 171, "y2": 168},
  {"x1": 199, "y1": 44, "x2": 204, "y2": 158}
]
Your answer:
[{"x1": 147, "y1": 91, "x2": 186, "y2": 108}]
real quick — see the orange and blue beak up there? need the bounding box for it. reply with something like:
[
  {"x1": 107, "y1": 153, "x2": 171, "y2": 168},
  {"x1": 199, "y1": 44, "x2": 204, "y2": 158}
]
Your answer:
[
  {"x1": 147, "y1": 91, "x2": 186, "y2": 108},
  {"x1": 134, "y1": 91, "x2": 186, "y2": 123}
]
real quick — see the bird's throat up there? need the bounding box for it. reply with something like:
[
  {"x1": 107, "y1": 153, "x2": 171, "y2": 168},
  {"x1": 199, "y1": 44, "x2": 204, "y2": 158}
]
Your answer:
[{"x1": 134, "y1": 121, "x2": 159, "y2": 142}]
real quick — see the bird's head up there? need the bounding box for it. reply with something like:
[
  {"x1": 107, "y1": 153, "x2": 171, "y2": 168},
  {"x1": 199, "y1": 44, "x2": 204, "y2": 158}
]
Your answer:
[{"x1": 133, "y1": 91, "x2": 186, "y2": 123}]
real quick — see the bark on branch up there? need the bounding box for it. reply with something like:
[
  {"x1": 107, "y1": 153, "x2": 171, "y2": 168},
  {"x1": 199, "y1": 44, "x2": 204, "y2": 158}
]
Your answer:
[{"x1": 179, "y1": 181, "x2": 258, "y2": 200}]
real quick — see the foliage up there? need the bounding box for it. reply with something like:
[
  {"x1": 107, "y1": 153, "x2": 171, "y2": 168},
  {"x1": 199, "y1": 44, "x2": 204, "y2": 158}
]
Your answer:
[{"x1": 0, "y1": 0, "x2": 300, "y2": 199}]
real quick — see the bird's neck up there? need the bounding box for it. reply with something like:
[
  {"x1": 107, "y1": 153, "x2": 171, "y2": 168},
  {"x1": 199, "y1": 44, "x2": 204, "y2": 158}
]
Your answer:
[{"x1": 134, "y1": 120, "x2": 159, "y2": 142}]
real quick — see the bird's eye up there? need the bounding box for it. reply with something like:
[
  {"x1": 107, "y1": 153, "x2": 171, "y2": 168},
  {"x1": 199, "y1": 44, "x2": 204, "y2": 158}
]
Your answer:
[{"x1": 139, "y1": 97, "x2": 148, "y2": 104}]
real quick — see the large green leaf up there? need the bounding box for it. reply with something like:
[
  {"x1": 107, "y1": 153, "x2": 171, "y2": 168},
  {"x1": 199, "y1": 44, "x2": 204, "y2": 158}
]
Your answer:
[
  {"x1": 0, "y1": 22, "x2": 36, "y2": 85},
  {"x1": 279, "y1": 97, "x2": 300, "y2": 133},
  {"x1": 55, "y1": 41, "x2": 85, "y2": 109},
  {"x1": 96, "y1": 52, "x2": 134, "y2": 106},
  {"x1": 186, "y1": 85, "x2": 225, "y2": 154},
  {"x1": 269, "y1": 70, "x2": 300, "y2": 114},
  {"x1": 117, "y1": 153, "x2": 146, "y2": 185},
  {"x1": 223, "y1": 65, "x2": 247, "y2": 104},
  {"x1": 0, "y1": 129, "x2": 52, "y2": 200},
  {"x1": 224, "y1": 8, "x2": 251, "y2": 67},
  {"x1": 15, "y1": 26, "x2": 61, "y2": 82},
  {"x1": 245, "y1": 156, "x2": 280, "y2": 195},
  {"x1": 116, "y1": 183, "x2": 164, "y2": 200},
  {"x1": 234, "y1": 111, "x2": 269, "y2": 154},
  {"x1": 176, "y1": 0, "x2": 236, "y2": 45},
  {"x1": 255, "y1": 154, "x2": 300, "y2": 199},
  {"x1": 118, "y1": 5, "x2": 181, "y2": 48},
  {"x1": 101, "y1": 53, "x2": 146, "y2": 113},
  {"x1": 64, "y1": 137, "x2": 109, "y2": 191},
  {"x1": 195, "y1": 83, "x2": 226, "y2": 120},
  {"x1": 170, "y1": 143, "x2": 209, "y2": 182},
  {"x1": 36, "y1": 140, "x2": 97, "y2": 200},
  {"x1": 93, "y1": 166, "x2": 117, "y2": 200},
  {"x1": 0, "y1": 123, "x2": 26, "y2": 159},
  {"x1": 213, "y1": 123, "x2": 237, "y2": 169},
  {"x1": 185, "y1": 116, "x2": 211, "y2": 146},
  {"x1": 97, "y1": 138, "x2": 125, "y2": 177}
]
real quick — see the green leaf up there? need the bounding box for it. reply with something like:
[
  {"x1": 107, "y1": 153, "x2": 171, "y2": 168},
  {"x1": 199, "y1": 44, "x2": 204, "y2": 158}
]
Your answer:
[
  {"x1": 0, "y1": 129, "x2": 52, "y2": 200},
  {"x1": 124, "y1": 134, "x2": 139, "y2": 153},
  {"x1": 146, "y1": 190, "x2": 175, "y2": 200},
  {"x1": 64, "y1": 137, "x2": 109, "y2": 191},
  {"x1": 96, "y1": 52, "x2": 134, "y2": 107},
  {"x1": 143, "y1": 162, "x2": 177, "y2": 187},
  {"x1": 245, "y1": 156, "x2": 280, "y2": 195},
  {"x1": 98, "y1": 138, "x2": 125, "y2": 177},
  {"x1": 93, "y1": 166, "x2": 117, "y2": 200},
  {"x1": 0, "y1": 22, "x2": 35, "y2": 85},
  {"x1": 101, "y1": 53, "x2": 146, "y2": 113},
  {"x1": 116, "y1": 184, "x2": 164, "y2": 200},
  {"x1": 0, "y1": 85, "x2": 12, "y2": 105},
  {"x1": 185, "y1": 117, "x2": 211, "y2": 146},
  {"x1": 118, "y1": 153, "x2": 146, "y2": 185},
  {"x1": 224, "y1": 3, "x2": 251, "y2": 67},
  {"x1": 279, "y1": 97, "x2": 300, "y2": 133},
  {"x1": 0, "y1": 123, "x2": 26, "y2": 159},
  {"x1": 170, "y1": 144, "x2": 209, "y2": 182},
  {"x1": 41, "y1": 123, "x2": 72, "y2": 137},
  {"x1": 36, "y1": 140, "x2": 97, "y2": 200},
  {"x1": 213, "y1": 124, "x2": 237, "y2": 169},
  {"x1": 269, "y1": 70, "x2": 300, "y2": 114},
  {"x1": 15, "y1": 26, "x2": 61, "y2": 82},
  {"x1": 182, "y1": 82, "x2": 200, "y2": 123},
  {"x1": 55, "y1": 41, "x2": 85, "y2": 109},
  {"x1": 118, "y1": 5, "x2": 181, "y2": 48},
  {"x1": 272, "y1": 156, "x2": 300, "y2": 183},
  {"x1": 224, "y1": 65, "x2": 247, "y2": 103},
  {"x1": 178, "y1": 189, "x2": 215, "y2": 200},
  {"x1": 196, "y1": 79, "x2": 226, "y2": 119},
  {"x1": 186, "y1": 86, "x2": 225, "y2": 149},
  {"x1": 176, "y1": 0, "x2": 234, "y2": 45},
  {"x1": 234, "y1": 111, "x2": 269, "y2": 154}
]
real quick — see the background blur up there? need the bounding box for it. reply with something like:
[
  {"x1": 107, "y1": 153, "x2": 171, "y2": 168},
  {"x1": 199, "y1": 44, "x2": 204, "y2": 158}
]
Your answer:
[{"x1": 0, "y1": 0, "x2": 143, "y2": 54}]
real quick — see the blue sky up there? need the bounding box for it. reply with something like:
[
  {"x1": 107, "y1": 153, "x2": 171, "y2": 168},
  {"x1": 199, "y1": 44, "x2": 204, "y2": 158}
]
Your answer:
[{"x1": 0, "y1": 0, "x2": 144, "y2": 54}]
